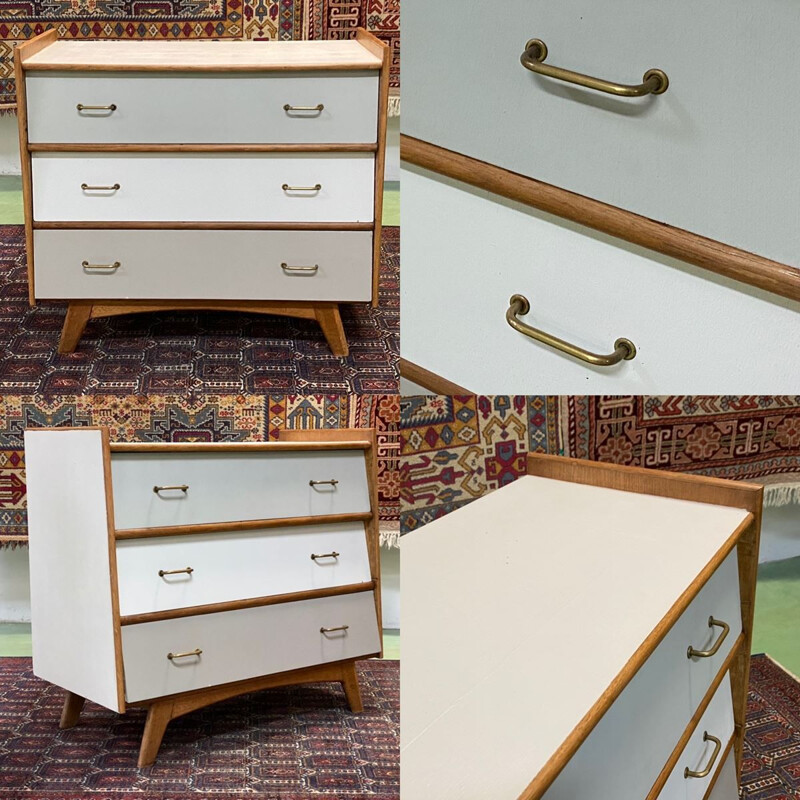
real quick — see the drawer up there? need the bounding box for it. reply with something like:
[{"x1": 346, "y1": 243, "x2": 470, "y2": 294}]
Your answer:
[
  {"x1": 31, "y1": 153, "x2": 375, "y2": 223},
  {"x1": 121, "y1": 589, "x2": 381, "y2": 702},
  {"x1": 33, "y1": 229, "x2": 373, "y2": 302},
  {"x1": 401, "y1": 166, "x2": 800, "y2": 393},
  {"x1": 657, "y1": 672, "x2": 735, "y2": 800},
  {"x1": 403, "y1": 0, "x2": 800, "y2": 268},
  {"x1": 705, "y1": 747, "x2": 738, "y2": 800},
  {"x1": 542, "y1": 548, "x2": 740, "y2": 800},
  {"x1": 116, "y1": 521, "x2": 372, "y2": 616},
  {"x1": 110, "y1": 449, "x2": 371, "y2": 531},
  {"x1": 26, "y1": 71, "x2": 379, "y2": 145}
]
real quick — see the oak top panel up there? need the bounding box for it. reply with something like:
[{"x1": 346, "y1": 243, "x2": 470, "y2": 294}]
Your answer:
[
  {"x1": 22, "y1": 40, "x2": 382, "y2": 71},
  {"x1": 401, "y1": 474, "x2": 752, "y2": 800}
]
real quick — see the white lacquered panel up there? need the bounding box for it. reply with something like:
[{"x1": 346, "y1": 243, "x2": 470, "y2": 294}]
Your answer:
[
  {"x1": 401, "y1": 475, "x2": 750, "y2": 800},
  {"x1": 110, "y1": 449, "x2": 370, "y2": 530},
  {"x1": 706, "y1": 747, "x2": 738, "y2": 800},
  {"x1": 401, "y1": 166, "x2": 800, "y2": 393},
  {"x1": 121, "y1": 589, "x2": 381, "y2": 702},
  {"x1": 33, "y1": 229, "x2": 373, "y2": 302},
  {"x1": 657, "y1": 673, "x2": 735, "y2": 800},
  {"x1": 26, "y1": 72, "x2": 379, "y2": 144},
  {"x1": 542, "y1": 548, "x2": 740, "y2": 800},
  {"x1": 403, "y1": 0, "x2": 800, "y2": 268},
  {"x1": 116, "y1": 522, "x2": 371, "y2": 616},
  {"x1": 31, "y1": 153, "x2": 375, "y2": 222}
]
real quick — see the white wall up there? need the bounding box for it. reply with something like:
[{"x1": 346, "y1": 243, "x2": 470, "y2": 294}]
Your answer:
[{"x1": 758, "y1": 504, "x2": 800, "y2": 564}]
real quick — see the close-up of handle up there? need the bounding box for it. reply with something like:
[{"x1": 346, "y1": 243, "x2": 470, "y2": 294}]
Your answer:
[
  {"x1": 311, "y1": 551, "x2": 340, "y2": 561},
  {"x1": 76, "y1": 103, "x2": 117, "y2": 112},
  {"x1": 310, "y1": 478, "x2": 339, "y2": 487},
  {"x1": 81, "y1": 183, "x2": 120, "y2": 191},
  {"x1": 82, "y1": 260, "x2": 120, "y2": 272},
  {"x1": 687, "y1": 617, "x2": 730, "y2": 659},
  {"x1": 281, "y1": 263, "x2": 319, "y2": 274},
  {"x1": 283, "y1": 103, "x2": 324, "y2": 112},
  {"x1": 153, "y1": 484, "x2": 189, "y2": 495},
  {"x1": 282, "y1": 183, "x2": 322, "y2": 192},
  {"x1": 520, "y1": 38, "x2": 668, "y2": 97},
  {"x1": 167, "y1": 648, "x2": 202, "y2": 661},
  {"x1": 506, "y1": 294, "x2": 636, "y2": 366},
  {"x1": 320, "y1": 625, "x2": 349, "y2": 634},
  {"x1": 158, "y1": 567, "x2": 194, "y2": 577},
  {"x1": 684, "y1": 732, "x2": 722, "y2": 779}
]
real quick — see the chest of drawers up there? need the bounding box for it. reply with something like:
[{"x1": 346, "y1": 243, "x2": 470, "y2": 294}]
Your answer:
[
  {"x1": 401, "y1": 454, "x2": 762, "y2": 799},
  {"x1": 15, "y1": 31, "x2": 389, "y2": 356},
  {"x1": 24, "y1": 427, "x2": 383, "y2": 766}
]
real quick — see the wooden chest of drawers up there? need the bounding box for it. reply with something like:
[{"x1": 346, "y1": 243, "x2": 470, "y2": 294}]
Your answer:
[
  {"x1": 15, "y1": 31, "x2": 389, "y2": 356},
  {"x1": 24, "y1": 427, "x2": 383, "y2": 766},
  {"x1": 401, "y1": 454, "x2": 762, "y2": 799}
]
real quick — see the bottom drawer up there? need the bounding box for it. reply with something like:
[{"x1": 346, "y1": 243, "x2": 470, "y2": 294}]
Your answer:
[
  {"x1": 707, "y1": 747, "x2": 738, "y2": 800},
  {"x1": 121, "y1": 589, "x2": 380, "y2": 703},
  {"x1": 33, "y1": 229, "x2": 373, "y2": 302}
]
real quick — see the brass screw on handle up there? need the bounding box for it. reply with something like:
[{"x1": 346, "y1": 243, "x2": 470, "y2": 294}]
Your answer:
[
  {"x1": 82, "y1": 260, "x2": 121, "y2": 272},
  {"x1": 81, "y1": 183, "x2": 120, "y2": 191},
  {"x1": 158, "y1": 567, "x2": 194, "y2": 577},
  {"x1": 153, "y1": 484, "x2": 189, "y2": 494},
  {"x1": 282, "y1": 183, "x2": 322, "y2": 192},
  {"x1": 311, "y1": 551, "x2": 340, "y2": 561},
  {"x1": 77, "y1": 103, "x2": 117, "y2": 111},
  {"x1": 167, "y1": 649, "x2": 202, "y2": 661},
  {"x1": 320, "y1": 625, "x2": 349, "y2": 634},
  {"x1": 283, "y1": 103, "x2": 324, "y2": 112}
]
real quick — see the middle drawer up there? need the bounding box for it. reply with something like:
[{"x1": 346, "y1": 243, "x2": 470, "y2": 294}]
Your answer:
[
  {"x1": 116, "y1": 521, "x2": 372, "y2": 617},
  {"x1": 31, "y1": 152, "x2": 375, "y2": 223}
]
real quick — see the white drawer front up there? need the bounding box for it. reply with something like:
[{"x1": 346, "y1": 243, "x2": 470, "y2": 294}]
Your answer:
[
  {"x1": 26, "y1": 72, "x2": 379, "y2": 145},
  {"x1": 33, "y1": 229, "x2": 372, "y2": 302},
  {"x1": 706, "y1": 747, "x2": 738, "y2": 800},
  {"x1": 121, "y1": 590, "x2": 380, "y2": 703},
  {"x1": 402, "y1": 167, "x2": 800, "y2": 393},
  {"x1": 110, "y1": 450, "x2": 371, "y2": 530},
  {"x1": 116, "y1": 522, "x2": 372, "y2": 616},
  {"x1": 31, "y1": 153, "x2": 375, "y2": 223},
  {"x1": 657, "y1": 672, "x2": 735, "y2": 800},
  {"x1": 542, "y1": 548, "x2": 740, "y2": 800},
  {"x1": 403, "y1": 0, "x2": 800, "y2": 268}
]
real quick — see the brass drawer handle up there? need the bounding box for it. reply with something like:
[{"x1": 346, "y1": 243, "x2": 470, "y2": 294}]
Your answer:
[
  {"x1": 320, "y1": 625, "x2": 349, "y2": 634},
  {"x1": 684, "y1": 732, "x2": 722, "y2": 779},
  {"x1": 81, "y1": 183, "x2": 120, "y2": 191},
  {"x1": 687, "y1": 617, "x2": 730, "y2": 659},
  {"x1": 158, "y1": 567, "x2": 194, "y2": 577},
  {"x1": 311, "y1": 551, "x2": 340, "y2": 561},
  {"x1": 310, "y1": 479, "x2": 339, "y2": 487},
  {"x1": 520, "y1": 38, "x2": 668, "y2": 96},
  {"x1": 281, "y1": 262, "x2": 319, "y2": 274},
  {"x1": 82, "y1": 260, "x2": 120, "y2": 272},
  {"x1": 506, "y1": 294, "x2": 636, "y2": 366},
  {"x1": 167, "y1": 648, "x2": 202, "y2": 661},
  {"x1": 283, "y1": 103, "x2": 324, "y2": 112},
  {"x1": 282, "y1": 183, "x2": 322, "y2": 192},
  {"x1": 76, "y1": 103, "x2": 117, "y2": 112},
  {"x1": 153, "y1": 484, "x2": 189, "y2": 495}
]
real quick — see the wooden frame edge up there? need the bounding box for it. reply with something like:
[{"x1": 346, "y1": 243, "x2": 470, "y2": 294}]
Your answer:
[
  {"x1": 399, "y1": 358, "x2": 472, "y2": 395},
  {"x1": 29, "y1": 142, "x2": 378, "y2": 153}
]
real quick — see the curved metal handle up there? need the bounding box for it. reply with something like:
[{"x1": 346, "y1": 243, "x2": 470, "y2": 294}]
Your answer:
[
  {"x1": 520, "y1": 38, "x2": 668, "y2": 97},
  {"x1": 158, "y1": 567, "x2": 194, "y2": 577},
  {"x1": 81, "y1": 183, "x2": 120, "y2": 191},
  {"x1": 310, "y1": 479, "x2": 339, "y2": 487},
  {"x1": 282, "y1": 183, "x2": 322, "y2": 192},
  {"x1": 167, "y1": 648, "x2": 202, "y2": 661},
  {"x1": 687, "y1": 617, "x2": 730, "y2": 659},
  {"x1": 82, "y1": 260, "x2": 120, "y2": 272},
  {"x1": 320, "y1": 625, "x2": 349, "y2": 634},
  {"x1": 684, "y1": 732, "x2": 722, "y2": 779},
  {"x1": 281, "y1": 263, "x2": 319, "y2": 273},
  {"x1": 283, "y1": 103, "x2": 324, "y2": 112},
  {"x1": 77, "y1": 103, "x2": 117, "y2": 112},
  {"x1": 153, "y1": 484, "x2": 189, "y2": 495},
  {"x1": 311, "y1": 551, "x2": 340, "y2": 561},
  {"x1": 506, "y1": 294, "x2": 636, "y2": 366}
]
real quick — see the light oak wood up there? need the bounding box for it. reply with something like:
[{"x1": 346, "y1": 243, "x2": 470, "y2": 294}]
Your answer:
[
  {"x1": 28, "y1": 142, "x2": 378, "y2": 153},
  {"x1": 402, "y1": 135, "x2": 800, "y2": 303},
  {"x1": 34, "y1": 221, "x2": 374, "y2": 231},
  {"x1": 59, "y1": 690, "x2": 86, "y2": 729},
  {"x1": 399, "y1": 358, "x2": 472, "y2": 394},
  {"x1": 138, "y1": 700, "x2": 174, "y2": 767},
  {"x1": 110, "y1": 440, "x2": 370, "y2": 453},
  {"x1": 702, "y1": 736, "x2": 737, "y2": 800}
]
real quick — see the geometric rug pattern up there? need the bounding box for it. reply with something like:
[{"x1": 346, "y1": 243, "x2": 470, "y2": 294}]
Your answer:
[
  {"x1": 0, "y1": 393, "x2": 400, "y2": 547},
  {"x1": 0, "y1": 657, "x2": 398, "y2": 798},
  {"x1": 0, "y1": 225, "x2": 398, "y2": 394}
]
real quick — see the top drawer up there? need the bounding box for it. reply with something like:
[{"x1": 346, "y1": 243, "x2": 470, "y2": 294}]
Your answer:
[
  {"x1": 25, "y1": 72, "x2": 380, "y2": 145},
  {"x1": 110, "y1": 449, "x2": 371, "y2": 530},
  {"x1": 403, "y1": 0, "x2": 800, "y2": 269}
]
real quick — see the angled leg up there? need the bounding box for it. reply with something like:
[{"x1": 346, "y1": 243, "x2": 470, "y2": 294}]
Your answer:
[
  {"x1": 60, "y1": 691, "x2": 86, "y2": 729},
  {"x1": 315, "y1": 305, "x2": 349, "y2": 357},
  {"x1": 59, "y1": 302, "x2": 93, "y2": 353},
  {"x1": 341, "y1": 661, "x2": 363, "y2": 713},
  {"x1": 138, "y1": 699, "x2": 175, "y2": 768}
]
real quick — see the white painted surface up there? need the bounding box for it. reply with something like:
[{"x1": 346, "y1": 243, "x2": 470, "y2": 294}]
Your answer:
[
  {"x1": 380, "y1": 545, "x2": 399, "y2": 630},
  {"x1": 27, "y1": 72, "x2": 379, "y2": 145},
  {"x1": 403, "y1": 0, "x2": 800, "y2": 269},
  {"x1": 657, "y1": 673, "x2": 735, "y2": 800},
  {"x1": 111, "y1": 449, "x2": 371, "y2": 530},
  {"x1": 385, "y1": 116, "x2": 399, "y2": 183},
  {"x1": 707, "y1": 747, "x2": 738, "y2": 800},
  {"x1": 401, "y1": 475, "x2": 750, "y2": 800},
  {"x1": 121, "y1": 589, "x2": 381, "y2": 702},
  {"x1": 758, "y1": 504, "x2": 800, "y2": 564},
  {"x1": 32, "y1": 153, "x2": 375, "y2": 222},
  {"x1": 24, "y1": 429, "x2": 122, "y2": 712},
  {"x1": 401, "y1": 166, "x2": 800, "y2": 393},
  {"x1": 116, "y1": 522, "x2": 372, "y2": 616},
  {"x1": 33, "y1": 229, "x2": 373, "y2": 302}
]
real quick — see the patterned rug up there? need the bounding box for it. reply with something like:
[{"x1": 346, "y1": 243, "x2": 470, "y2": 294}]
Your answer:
[
  {"x1": 0, "y1": 657, "x2": 398, "y2": 798},
  {"x1": 0, "y1": 393, "x2": 400, "y2": 547},
  {"x1": 0, "y1": 0, "x2": 400, "y2": 112},
  {"x1": 399, "y1": 395, "x2": 800, "y2": 534},
  {"x1": 0, "y1": 225, "x2": 398, "y2": 395}
]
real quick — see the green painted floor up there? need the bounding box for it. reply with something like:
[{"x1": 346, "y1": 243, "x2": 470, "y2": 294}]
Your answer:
[{"x1": 752, "y1": 556, "x2": 800, "y2": 676}]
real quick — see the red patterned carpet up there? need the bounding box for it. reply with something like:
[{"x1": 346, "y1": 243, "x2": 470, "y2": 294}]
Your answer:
[
  {"x1": 0, "y1": 226, "x2": 398, "y2": 395},
  {"x1": 0, "y1": 658, "x2": 398, "y2": 798}
]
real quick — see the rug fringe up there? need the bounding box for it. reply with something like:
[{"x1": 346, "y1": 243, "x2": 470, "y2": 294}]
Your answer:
[
  {"x1": 0, "y1": 104, "x2": 17, "y2": 117},
  {"x1": 379, "y1": 520, "x2": 400, "y2": 549},
  {"x1": 387, "y1": 94, "x2": 400, "y2": 117},
  {"x1": 0, "y1": 538, "x2": 26, "y2": 550},
  {"x1": 763, "y1": 483, "x2": 800, "y2": 508}
]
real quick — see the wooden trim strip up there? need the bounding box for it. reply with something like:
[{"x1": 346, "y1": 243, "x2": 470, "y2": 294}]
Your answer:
[
  {"x1": 28, "y1": 142, "x2": 378, "y2": 153},
  {"x1": 399, "y1": 358, "x2": 473, "y2": 395},
  {"x1": 24, "y1": 62, "x2": 381, "y2": 73},
  {"x1": 110, "y1": 440, "x2": 370, "y2": 453},
  {"x1": 702, "y1": 735, "x2": 736, "y2": 800},
  {"x1": 402, "y1": 135, "x2": 800, "y2": 303},
  {"x1": 119, "y1": 582, "x2": 375, "y2": 626},
  {"x1": 33, "y1": 221, "x2": 374, "y2": 231},
  {"x1": 115, "y1": 511, "x2": 373, "y2": 540}
]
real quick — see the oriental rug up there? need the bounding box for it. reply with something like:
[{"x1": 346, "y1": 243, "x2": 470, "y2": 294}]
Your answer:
[
  {"x1": 0, "y1": 0, "x2": 400, "y2": 112},
  {"x1": 0, "y1": 392, "x2": 400, "y2": 548},
  {"x1": 0, "y1": 225, "x2": 398, "y2": 395},
  {"x1": 0, "y1": 657, "x2": 399, "y2": 798}
]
